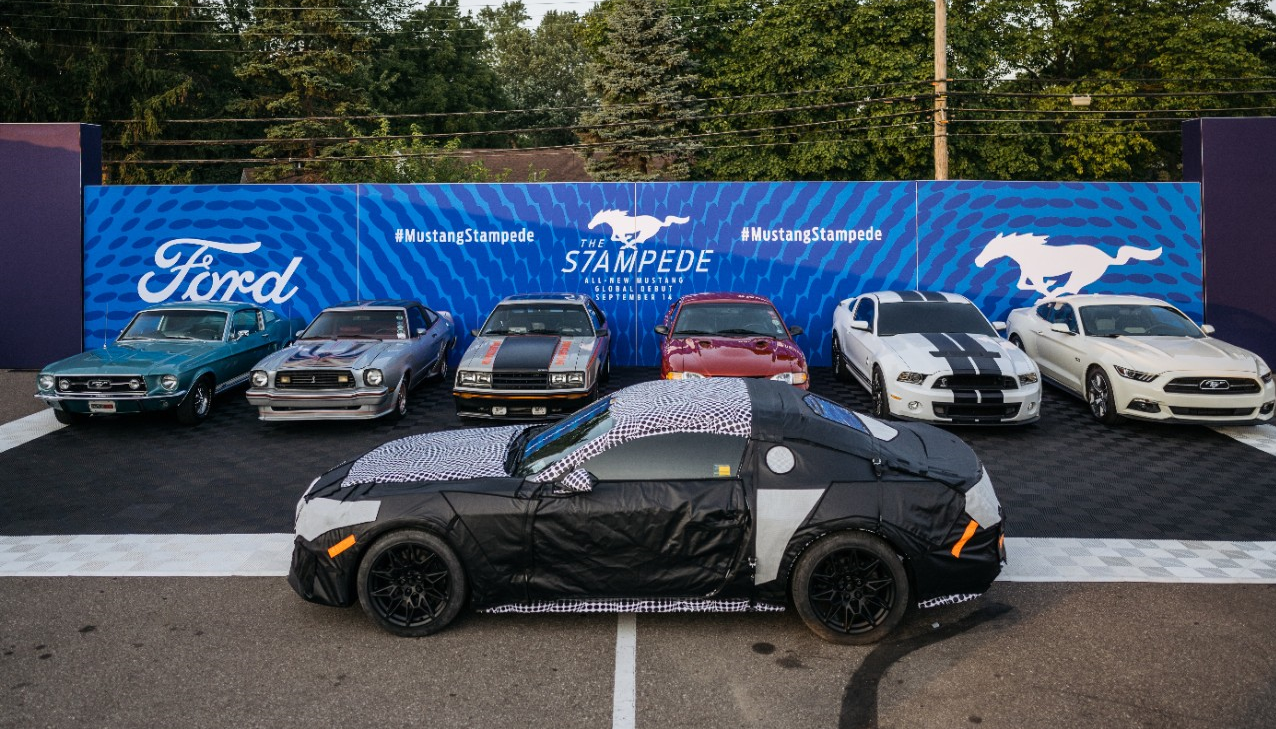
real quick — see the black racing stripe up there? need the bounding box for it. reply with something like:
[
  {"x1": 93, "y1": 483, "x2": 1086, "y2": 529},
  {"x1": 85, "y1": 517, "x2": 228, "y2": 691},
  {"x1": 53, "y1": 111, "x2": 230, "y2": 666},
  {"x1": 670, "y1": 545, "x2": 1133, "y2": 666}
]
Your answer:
[
  {"x1": 947, "y1": 333, "x2": 1006, "y2": 377},
  {"x1": 896, "y1": 290, "x2": 925, "y2": 302},
  {"x1": 921, "y1": 333, "x2": 977, "y2": 375},
  {"x1": 491, "y1": 336, "x2": 561, "y2": 370},
  {"x1": 918, "y1": 291, "x2": 948, "y2": 302},
  {"x1": 952, "y1": 390, "x2": 979, "y2": 404},
  {"x1": 981, "y1": 390, "x2": 1005, "y2": 404}
]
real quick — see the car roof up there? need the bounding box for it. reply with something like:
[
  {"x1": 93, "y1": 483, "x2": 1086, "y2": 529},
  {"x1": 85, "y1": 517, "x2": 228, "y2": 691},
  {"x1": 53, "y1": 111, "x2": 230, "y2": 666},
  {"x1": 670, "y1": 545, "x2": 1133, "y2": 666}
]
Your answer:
[
  {"x1": 865, "y1": 291, "x2": 971, "y2": 304},
  {"x1": 676, "y1": 292, "x2": 775, "y2": 306},
  {"x1": 497, "y1": 293, "x2": 593, "y2": 305},
  {"x1": 141, "y1": 301, "x2": 253, "y2": 313},
  {"x1": 329, "y1": 300, "x2": 420, "y2": 310},
  {"x1": 1036, "y1": 294, "x2": 1173, "y2": 307}
]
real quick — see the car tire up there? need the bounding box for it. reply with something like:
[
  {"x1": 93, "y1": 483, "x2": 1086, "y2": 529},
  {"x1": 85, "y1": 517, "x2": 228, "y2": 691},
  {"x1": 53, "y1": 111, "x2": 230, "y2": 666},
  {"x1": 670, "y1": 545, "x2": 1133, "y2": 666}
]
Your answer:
[
  {"x1": 792, "y1": 531, "x2": 910, "y2": 645},
  {"x1": 357, "y1": 529, "x2": 467, "y2": 638},
  {"x1": 53, "y1": 409, "x2": 86, "y2": 426},
  {"x1": 387, "y1": 377, "x2": 409, "y2": 422},
  {"x1": 832, "y1": 334, "x2": 851, "y2": 383},
  {"x1": 434, "y1": 343, "x2": 453, "y2": 382},
  {"x1": 1086, "y1": 366, "x2": 1121, "y2": 425},
  {"x1": 871, "y1": 367, "x2": 890, "y2": 419},
  {"x1": 1009, "y1": 333, "x2": 1025, "y2": 351},
  {"x1": 176, "y1": 376, "x2": 212, "y2": 426}
]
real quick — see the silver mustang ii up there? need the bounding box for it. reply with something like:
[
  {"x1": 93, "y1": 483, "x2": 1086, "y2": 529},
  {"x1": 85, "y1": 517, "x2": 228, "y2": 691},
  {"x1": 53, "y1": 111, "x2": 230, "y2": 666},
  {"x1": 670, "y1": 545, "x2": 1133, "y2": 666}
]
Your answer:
[
  {"x1": 247, "y1": 300, "x2": 455, "y2": 421},
  {"x1": 453, "y1": 293, "x2": 611, "y2": 420}
]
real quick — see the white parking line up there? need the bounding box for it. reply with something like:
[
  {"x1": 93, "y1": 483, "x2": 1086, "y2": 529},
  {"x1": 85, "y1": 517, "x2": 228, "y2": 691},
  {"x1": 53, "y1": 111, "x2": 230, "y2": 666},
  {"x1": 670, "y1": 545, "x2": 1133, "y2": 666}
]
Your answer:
[
  {"x1": 1213, "y1": 423, "x2": 1276, "y2": 459},
  {"x1": 612, "y1": 614, "x2": 637, "y2": 729},
  {"x1": 0, "y1": 409, "x2": 64, "y2": 455}
]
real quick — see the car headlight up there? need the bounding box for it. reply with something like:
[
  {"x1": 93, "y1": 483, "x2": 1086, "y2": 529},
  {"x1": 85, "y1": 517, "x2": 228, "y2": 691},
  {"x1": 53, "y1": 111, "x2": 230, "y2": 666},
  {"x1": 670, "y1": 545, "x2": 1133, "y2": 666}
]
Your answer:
[
  {"x1": 159, "y1": 374, "x2": 179, "y2": 391},
  {"x1": 666, "y1": 371, "x2": 706, "y2": 380},
  {"x1": 896, "y1": 372, "x2": 927, "y2": 385},
  {"x1": 1113, "y1": 365, "x2": 1158, "y2": 382},
  {"x1": 550, "y1": 371, "x2": 586, "y2": 387},
  {"x1": 364, "y1": 369, "x2": 384, "y2": 387},
  {"x1": 38, "y1": 374, "x2": 54, "y2": 391},
  {"x1": 250, "y1": 370, "x2": 269, "y2": 388},
  {"x1": 458, "y1": 370, "x2": 492, "y2": 386},
  {"x1": 770, "y1": 372, "x2": 809, "y2": 385},
  {"x1": 1018, "y1": 372, "x2": 1039, "y2": 386},
  {"x1": 1262, "y1": 368, "x2": 1273, "y2": 384}
]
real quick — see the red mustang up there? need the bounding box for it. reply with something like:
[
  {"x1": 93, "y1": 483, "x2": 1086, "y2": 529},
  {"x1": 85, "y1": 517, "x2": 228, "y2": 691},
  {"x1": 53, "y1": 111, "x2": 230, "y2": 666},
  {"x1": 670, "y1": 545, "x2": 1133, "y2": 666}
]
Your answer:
[{"x1": 655, "y1": 292, "x2": 809, "y2": 388}]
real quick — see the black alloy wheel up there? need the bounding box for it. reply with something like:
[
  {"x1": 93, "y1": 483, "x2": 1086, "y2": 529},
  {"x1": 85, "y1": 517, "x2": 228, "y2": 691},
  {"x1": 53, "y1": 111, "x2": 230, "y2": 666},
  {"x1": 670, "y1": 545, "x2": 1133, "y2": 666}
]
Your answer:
[
  {"x1": 357, "y1": 530, "x2": 466, "y2": 637},
  {"x1": 1086, "y1": 366, "x2": 1120, "y2": 425},
  {"x1": 176, "y1": 376, "x2": 212, "y2": 426},
  {"x1": 793, "y1": 532, "x2": 909, "y2": 644},
  {"x1": 871, "y1": 367, "x2": 890, "y2": 419},
  {"x1": 832, "y1": 334, "x2": 851, "y2": 382}
]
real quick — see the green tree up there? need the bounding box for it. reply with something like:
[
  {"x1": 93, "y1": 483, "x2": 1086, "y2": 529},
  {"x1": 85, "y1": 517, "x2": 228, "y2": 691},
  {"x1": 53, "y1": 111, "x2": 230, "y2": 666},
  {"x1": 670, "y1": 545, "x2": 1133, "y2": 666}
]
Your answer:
[{"x1": 577, "y1": 0, "x2": 703, "y2": 180}]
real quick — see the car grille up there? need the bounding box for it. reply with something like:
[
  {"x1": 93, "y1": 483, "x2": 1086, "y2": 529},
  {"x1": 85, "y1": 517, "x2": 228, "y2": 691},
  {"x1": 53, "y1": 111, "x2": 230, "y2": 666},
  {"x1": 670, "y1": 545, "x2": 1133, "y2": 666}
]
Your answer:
[
  {"x1": 55, "y1": 375, "x2": 148, "y2": 395},
  {"x1": 1168, "y1": 406, "x2": 1255, "y2": 417},
  {"x1": 1164, "y1": 377, "x2": 1261, "y2": 394},
  {"x1": 491, "y1": 371, "x2": 550, "y2": 390},
  {"x1": 275, "y1": 370, "x2": 355, "y2": 390},
  {"x1": 932, "y1": 375, "x2": 1017, "y2": 390},
  {"x1": 933, "y1": 402, "x2": 1022, "y2": 420}
]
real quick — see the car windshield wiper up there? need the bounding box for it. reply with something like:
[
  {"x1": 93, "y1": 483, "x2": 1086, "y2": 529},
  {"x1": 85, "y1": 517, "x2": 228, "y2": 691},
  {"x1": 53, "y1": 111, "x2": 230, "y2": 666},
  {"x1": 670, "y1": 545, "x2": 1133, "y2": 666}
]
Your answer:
[
  {"x1": 718, "y1": 328, "x2": 774, "y2": 337},
  {"x1": 505, "y1": 425, "x2": 542, "y2": 474},
  {"x1": 673, "y1": 329, "x2": 715, "y2": 336},
  {"x1": 162, "y1": 334, "x2": 198, "y2": 340}
]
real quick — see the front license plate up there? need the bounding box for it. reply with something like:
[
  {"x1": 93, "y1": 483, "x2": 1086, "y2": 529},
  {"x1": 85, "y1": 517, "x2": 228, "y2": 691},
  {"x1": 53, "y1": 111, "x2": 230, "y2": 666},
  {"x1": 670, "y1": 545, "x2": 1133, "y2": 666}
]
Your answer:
[
  {"x1": 532, "y1": 407, "x2": 547, "y2": 416},
  {"x1": 89, "y1": 401, "x2": 116, "y2": 413},
  {"x1": 492, "y1": 406, "x2": 507, "y2": 416}
]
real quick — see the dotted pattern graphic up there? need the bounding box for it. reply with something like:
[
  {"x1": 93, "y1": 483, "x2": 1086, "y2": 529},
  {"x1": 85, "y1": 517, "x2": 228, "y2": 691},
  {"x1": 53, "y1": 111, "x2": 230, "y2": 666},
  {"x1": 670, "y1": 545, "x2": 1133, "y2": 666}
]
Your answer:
[
  {"x1": 529, "y1": 378, "x2": 751, "y2": 483},
  {"x1": 340, "y1": 424, "x2": 525, "y2": 487},
  {"x1": 917, "y1": 593, "x2": 983, "y2": 609},
  {"x1": 480, "y1": 598, "x2": 786, "y2": 614}
]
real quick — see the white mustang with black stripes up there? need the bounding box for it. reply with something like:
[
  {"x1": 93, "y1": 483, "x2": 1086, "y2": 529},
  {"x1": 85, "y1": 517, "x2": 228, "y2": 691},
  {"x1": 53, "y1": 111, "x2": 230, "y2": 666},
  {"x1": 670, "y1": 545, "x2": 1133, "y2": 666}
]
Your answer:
[
  {"x1": 453, "y1": 293, "x2": 611, "y2": 421},
  {"x1": 832, "y1": 290, "x2": 1042, "y2": 425},
  {"x1": 288, "y1": 378, "x2": 1006, "y2": 645}
]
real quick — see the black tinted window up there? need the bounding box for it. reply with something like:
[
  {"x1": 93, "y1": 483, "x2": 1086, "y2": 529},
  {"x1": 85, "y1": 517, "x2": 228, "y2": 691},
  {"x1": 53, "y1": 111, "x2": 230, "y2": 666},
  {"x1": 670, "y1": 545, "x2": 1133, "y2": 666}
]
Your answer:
[
  {"x1": 876, "y1": 302, "x2": 996, "y2": 337},
  {"x1": 1079, "y1": 304, "x2": 1203, "y2": 338},
  {"x1": 1035, "y1": 304, "x2": 1054, "y2": 323},
  {"x1": 582, "y1": 433, "x2": 747, "y2": 481},
  {"x1": 853, "y1": 298, "x2": 876, "y2": 328},
  {"x1": 1056, "y1": 304, "x2": 1078, "y2": 333},
  {"x1": 407, "y1": 307, "x2": 428, "y2": 335}
]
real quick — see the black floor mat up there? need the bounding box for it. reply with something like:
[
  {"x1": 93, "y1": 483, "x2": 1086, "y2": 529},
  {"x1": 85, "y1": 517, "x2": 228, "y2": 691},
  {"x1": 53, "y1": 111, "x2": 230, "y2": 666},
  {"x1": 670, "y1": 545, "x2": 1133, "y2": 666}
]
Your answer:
[{"x1": 2, "y1": 368, "x2": 1273, "y2": 539}]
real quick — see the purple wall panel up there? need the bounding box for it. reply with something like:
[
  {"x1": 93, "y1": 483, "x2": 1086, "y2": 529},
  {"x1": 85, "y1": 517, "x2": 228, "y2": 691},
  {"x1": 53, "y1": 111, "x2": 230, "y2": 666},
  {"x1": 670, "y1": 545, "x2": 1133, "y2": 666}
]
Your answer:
[
  {"x1": 0, "y1": 124, "x2": 98, "y2": 369},
  {"x1": 1184, "y1": 118, "x2": 1276, "y2": 369}
]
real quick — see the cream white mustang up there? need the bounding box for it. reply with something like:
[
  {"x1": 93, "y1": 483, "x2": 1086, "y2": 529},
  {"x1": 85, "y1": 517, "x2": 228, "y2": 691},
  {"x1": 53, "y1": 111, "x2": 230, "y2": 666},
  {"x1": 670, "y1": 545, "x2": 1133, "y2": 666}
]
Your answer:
[
  {"x1": 1006, "y1": 294, "x2": 1275, "y2": 425},
  {"x1": 832, "y1": 291, "x2": 1042, "y2": 425}
]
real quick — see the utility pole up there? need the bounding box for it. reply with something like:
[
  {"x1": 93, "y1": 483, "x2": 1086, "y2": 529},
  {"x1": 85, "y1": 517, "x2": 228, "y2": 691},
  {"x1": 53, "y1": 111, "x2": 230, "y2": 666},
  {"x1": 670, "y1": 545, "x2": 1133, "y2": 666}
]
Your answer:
[{"x1": 934, "y1": 0, "x2": 948, "y2": 181}]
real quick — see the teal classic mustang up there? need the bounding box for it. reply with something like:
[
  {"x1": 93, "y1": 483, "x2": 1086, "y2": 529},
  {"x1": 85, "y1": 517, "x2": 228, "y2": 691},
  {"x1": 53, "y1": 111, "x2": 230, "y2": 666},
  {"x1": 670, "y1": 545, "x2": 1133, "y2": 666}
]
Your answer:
[{"x1": 36, "y1": 301, "x2": 297, "y2": 426}]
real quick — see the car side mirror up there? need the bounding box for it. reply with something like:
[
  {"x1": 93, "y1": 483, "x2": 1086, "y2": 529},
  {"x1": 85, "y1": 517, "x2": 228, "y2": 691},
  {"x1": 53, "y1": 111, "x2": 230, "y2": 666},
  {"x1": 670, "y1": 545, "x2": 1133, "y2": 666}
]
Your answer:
[
  {"x1": 554, "y1": 467, "x2": 597, "y2": 495},
  {"x1": 1050, "y1": 322, "x2": 1074, "y2": 335},
  {"x1": 1201, "y1": 324, "x2": 1216, "y2": 335},
  {"x1": 233, "y1": 329, "x2": 251, "y2": 341},
  {"x1": 413, "y1": 328, "x2": 426, "y2": 338},
  {"x1": 597, "y1": 327, "x2": 609, "y2": 337},
  {"x1": 787, "y1": 325, "x2": 804, "y2": 337},
  {"x1": 470, "y1": 328, "x2": 481, "y2": 337},
  {"x1": 850, "y1": 320, "x2": 870, "y2": 332},
  {"x1": 993, "y1": 321, "x2": 1007, "y2": 332},
  {"x1": 654, "y1": 325, "x2": 669, "y2": 336}
]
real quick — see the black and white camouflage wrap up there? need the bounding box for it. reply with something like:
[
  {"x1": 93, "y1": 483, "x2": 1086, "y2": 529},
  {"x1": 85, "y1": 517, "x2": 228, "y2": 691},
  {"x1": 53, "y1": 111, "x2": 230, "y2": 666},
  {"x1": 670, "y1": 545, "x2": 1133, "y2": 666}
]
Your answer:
[
  {"x1": 341, "y1": 425, "x2": 524, "y2": 487},
  {"x1": 481, "y1": 598, "x2": 785, "y2": 614},
  {"x1": 917, "y1": 593, "x2": 982, "y2": 609},
  {"x1": 530, "y1": 378, "x2": 752, "y2": 483}
]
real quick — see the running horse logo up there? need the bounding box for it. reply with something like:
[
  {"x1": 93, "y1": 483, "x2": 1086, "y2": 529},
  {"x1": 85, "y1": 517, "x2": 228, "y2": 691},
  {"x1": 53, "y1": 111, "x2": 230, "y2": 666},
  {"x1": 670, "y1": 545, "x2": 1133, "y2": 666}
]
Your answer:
[
  {"x1": 974, "y1": 232, "x2": 1162, "y2": 297},
  {"x1": 587, "y1": 209, "x2": 690, "y2": 250}
]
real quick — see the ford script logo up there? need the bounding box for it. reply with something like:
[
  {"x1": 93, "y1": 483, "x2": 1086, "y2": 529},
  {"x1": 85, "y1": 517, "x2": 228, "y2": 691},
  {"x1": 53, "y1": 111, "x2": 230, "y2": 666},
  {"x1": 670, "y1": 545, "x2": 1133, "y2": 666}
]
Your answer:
[
  {"x1": 1200, "y1": 379, "x2": 1231, "y2": 391},
  {"x1": 88, "y1": 379, "x2": 110, "y2": 389}
]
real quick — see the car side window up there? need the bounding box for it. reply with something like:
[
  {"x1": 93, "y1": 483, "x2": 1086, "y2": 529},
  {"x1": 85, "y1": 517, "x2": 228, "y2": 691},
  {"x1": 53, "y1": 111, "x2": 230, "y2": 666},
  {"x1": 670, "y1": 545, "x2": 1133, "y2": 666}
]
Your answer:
[
  {"x1": 580, "y1": 433, "x2": 747, "y2": 481},
  {"x1": 852, "y1": 298, "x2": 876, "y2": 329},
  {"x1": 408, "y1": 307, "x2": 429, "y2": 336},
  {"x1": 1056, "y1": 304, "x2": 1078, "y2": 333},
  {"x1": 233, "y1": 309, "x2": 259, "y2": 333},
  {"x1": 1035, "y1": 303, "x2": 1054, "y2": 323}
]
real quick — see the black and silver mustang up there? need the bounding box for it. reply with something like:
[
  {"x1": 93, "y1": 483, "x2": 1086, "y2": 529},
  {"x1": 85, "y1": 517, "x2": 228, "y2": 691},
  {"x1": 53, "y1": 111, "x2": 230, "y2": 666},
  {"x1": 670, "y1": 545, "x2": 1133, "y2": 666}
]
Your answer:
[{"x1": 288, "y1": 379, "x2": 1005, "y2": 644}]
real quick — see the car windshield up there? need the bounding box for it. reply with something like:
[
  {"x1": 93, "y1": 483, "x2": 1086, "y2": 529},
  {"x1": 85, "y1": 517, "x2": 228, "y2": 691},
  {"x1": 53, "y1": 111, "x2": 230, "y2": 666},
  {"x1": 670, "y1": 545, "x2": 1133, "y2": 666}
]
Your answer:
[
  {"x1": 119, "y1": 310, "x2": 227, "y2": 341},
  {"x1": 481, "y1": 304, "x2": 594, "y2": 337},
  {"x1": 299, "y1": 310, "x2": 406, "y2": 341},
  {"x1": 511, "y1": 396, "x2": 614, "y2": 476},
  {"x1": 673, "y1": 302, "x2": 789, "y2": 338},
  {"x1": 803, "y1": 394, "x2": 868, "y2": 434},
  {"x1": 876, "y1": 302, "x2": 996, "y2": 337},
  {"x1": 1079, "y1": 304, "x2": 1204, "y2": 338}
]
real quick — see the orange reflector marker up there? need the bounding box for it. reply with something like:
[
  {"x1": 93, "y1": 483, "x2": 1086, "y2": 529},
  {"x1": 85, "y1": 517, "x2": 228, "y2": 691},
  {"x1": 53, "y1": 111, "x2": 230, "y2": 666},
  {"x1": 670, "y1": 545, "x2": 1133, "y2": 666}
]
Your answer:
[
  {"x1": 951, "y1": 520, "x2": 980, "y2": 558},
  {"x1": 327, "y1": 535, "x2": 356, "y2": 559}
]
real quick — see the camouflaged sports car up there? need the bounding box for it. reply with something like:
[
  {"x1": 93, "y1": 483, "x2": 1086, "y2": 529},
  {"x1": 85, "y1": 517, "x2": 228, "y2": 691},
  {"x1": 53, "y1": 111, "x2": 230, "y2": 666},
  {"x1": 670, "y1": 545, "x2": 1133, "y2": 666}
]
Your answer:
[
  {"x1": 288, "y1": 378, "x2": 1006, "y2": 644},
  {"x1": 453, "y1": 293, "x2": 611, "y2": 420}
]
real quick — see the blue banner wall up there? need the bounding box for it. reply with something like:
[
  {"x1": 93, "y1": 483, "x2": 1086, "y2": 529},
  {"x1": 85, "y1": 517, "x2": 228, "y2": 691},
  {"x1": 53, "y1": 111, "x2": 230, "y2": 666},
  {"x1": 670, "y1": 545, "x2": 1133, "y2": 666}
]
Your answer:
[{"x1": 82, "y1": 180, "x2": 1203, "y2": 367}]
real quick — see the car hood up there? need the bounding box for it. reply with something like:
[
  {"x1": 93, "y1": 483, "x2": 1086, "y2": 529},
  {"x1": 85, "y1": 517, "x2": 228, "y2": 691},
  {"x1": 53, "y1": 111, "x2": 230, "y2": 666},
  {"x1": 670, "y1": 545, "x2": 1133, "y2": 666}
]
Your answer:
[
  {"x1": 1090, "y1": 336, "x2": 1265, "y2": 374},
  {"x1": 881, "y1": 332, "x2": 1035, "y2": 376},
  {"x1": 665, "y1": 336, "x2": 806, "y2": 376},
  {"x1": 880, "y1": 420, "x2": 985, "y2": 490},
  {"x1": 459, "y1": 335, "x2": 598, "y2": 372},
  {"x1": 42, "y1": 341, "x2": 217, "y2": 375},
  {"x1": 268, "y1": 340, "x2": 399, "y2": 371}
]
